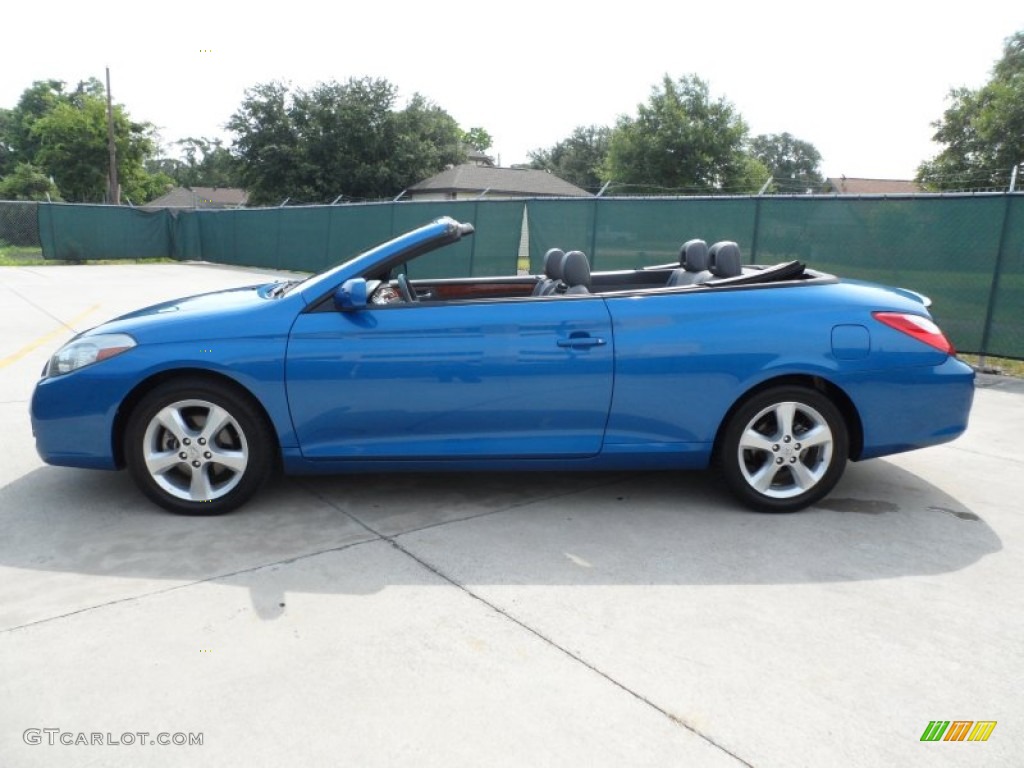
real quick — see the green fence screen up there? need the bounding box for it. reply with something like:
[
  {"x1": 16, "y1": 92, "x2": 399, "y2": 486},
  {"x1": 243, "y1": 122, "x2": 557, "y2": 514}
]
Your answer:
[
  {"x1": 38, "y1": 204, "x2": 171, "y2": 261},
  {"x1": 989, "y1": 196, "x2": 1024, "y2": 359},
  {"x1": 38, "y1": 200, "x2": 526, "y2": 277},
  {"x1": 754, "y1": 196, "x2": 1008, "y2": 355},
  {"x1": 36, "y1": 194, "x2": 1024, "y2": 359},
  {"x1": 527, "y1": 197, "x2": 758, "y2": 271}
]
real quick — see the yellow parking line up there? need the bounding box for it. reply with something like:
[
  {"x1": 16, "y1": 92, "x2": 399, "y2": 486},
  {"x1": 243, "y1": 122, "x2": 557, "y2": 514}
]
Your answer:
[{"x1": 0, "y1": 304, "x2": 101, "y2": 370}]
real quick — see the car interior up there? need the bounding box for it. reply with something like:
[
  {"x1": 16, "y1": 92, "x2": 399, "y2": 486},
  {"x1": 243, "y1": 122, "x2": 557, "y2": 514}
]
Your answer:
[{"x1": 367, "y1": 239, "x2": 821, "y2": 305}]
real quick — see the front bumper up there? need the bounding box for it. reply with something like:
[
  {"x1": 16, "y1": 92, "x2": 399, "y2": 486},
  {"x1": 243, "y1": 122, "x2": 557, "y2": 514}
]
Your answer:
[{"x1": 30, "y1": 366, "x2": 127, "y2": 469}]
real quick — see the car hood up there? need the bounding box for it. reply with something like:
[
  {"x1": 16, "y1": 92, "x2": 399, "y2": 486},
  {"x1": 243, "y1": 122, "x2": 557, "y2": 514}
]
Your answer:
[
  {"x1": 109, "y1": 284, "x2": 268, "y2": 322},
  {"x1": 80, "y1": 283, "x2": 297, "y2": 343}
]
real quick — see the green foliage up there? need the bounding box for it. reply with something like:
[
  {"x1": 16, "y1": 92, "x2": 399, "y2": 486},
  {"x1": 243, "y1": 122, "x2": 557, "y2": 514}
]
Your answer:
[
  {"x1": 734, "y1": 154, "x2": 772, "y2": 194},
  {"x1": 0, "y1": 162, "x2": 61, "y2": 200},
  {"x1": 0, "y1": 78, "x2": 169, "y2": 203},
  {"x1": 392, "y1": 94, "x2": 467, "y2": 190},
  {"x1": 227, "y1": 77, "x2": 474, "y2": 204},
  {"x1": 226, "y1": 82, "x2": 296, "y2": 204},
  {"x1": 917, "y1": 31, "x2": 1024, "y2": 191},
  {"x1": 31, "y1": 100, "x2": 112, "y2": 201},
  {"x1": 461, "y1": 126, "x2": 493, "y2": 152},
  {"x1": 604, "y1": 75, "x2": 758, "y2": 194},
  {"x1": 147, "y1": 137, "x2": 242, "y2": 189},
  {"x1": 750, "y1": 132, "x2": 823, "y2": 192},
  {"x1": 528, "y1": 125, "x2": 610, "y2": 191},
  {"x1": 5, "y1": 80, "x2": 68, "y2": 165},
  {"x1": 0, "y1": 109, "x2": 15, "y2": 177}
]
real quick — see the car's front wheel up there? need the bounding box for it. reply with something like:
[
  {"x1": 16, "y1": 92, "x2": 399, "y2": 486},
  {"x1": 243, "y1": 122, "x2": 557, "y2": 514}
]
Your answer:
[
  {"x1": 718, "y1": 386, "x2": 848, "y2": 512},
  {"x1": 125, "y1": 378, "x2": 274, "y2": 514}
]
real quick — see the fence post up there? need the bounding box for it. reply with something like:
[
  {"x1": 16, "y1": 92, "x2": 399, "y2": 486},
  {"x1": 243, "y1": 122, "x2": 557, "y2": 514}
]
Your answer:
[
  {"x1": 978, "y1": 192, "x2": 1015, "y2": 366},
  {"x1": 588, "y1": 197, "x2": 600, "y2": 268},
  {"x1": 749, "y1": 178, "x2": 773, "y2": 263},
  {"x1": 750, "y1": 195, "x2": 763, "y2": 263},
  {"x1": 468, "y1": 200, "x2": 478, "y2": 276}
]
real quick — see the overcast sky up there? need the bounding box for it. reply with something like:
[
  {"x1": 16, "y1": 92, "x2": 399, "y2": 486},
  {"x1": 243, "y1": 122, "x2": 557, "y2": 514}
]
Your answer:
[{"x1": 3, "y1": 1, "x2": 1021, "y2": 182}]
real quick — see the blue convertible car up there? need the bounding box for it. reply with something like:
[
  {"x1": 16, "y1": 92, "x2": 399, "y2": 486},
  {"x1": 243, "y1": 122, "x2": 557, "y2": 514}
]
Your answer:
[{"x1": 31, "y1": 217, "x2": 974, "y2": 514}]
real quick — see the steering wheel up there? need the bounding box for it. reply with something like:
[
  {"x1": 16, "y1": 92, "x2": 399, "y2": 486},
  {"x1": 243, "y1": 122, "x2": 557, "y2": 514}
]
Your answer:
[{"x1": 396, "y1": 273, "x2": 417, "y2": 303}]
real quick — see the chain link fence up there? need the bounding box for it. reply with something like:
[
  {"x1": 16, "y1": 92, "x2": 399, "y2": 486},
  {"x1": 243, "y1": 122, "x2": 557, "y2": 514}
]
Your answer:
[{"x1": 0, "y1": 201, "x2": 41, "y2": 250}]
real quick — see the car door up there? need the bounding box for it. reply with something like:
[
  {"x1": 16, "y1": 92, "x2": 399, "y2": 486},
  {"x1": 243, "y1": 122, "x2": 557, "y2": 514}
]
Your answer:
[{"x1": 285, "y1": 296, "x2": 614, "y2": 459}]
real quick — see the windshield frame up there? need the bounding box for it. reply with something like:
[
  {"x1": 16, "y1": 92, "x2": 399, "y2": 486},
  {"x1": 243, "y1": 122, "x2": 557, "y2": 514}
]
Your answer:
[{"x1": 295, "y1": 217, "x2": 473, "y2": 306}]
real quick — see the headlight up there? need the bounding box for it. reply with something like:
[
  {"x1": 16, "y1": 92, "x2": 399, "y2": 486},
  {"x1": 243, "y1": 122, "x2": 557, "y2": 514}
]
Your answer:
[{"x1": 47, "y1": 333, "x2": 137, "y2": 377}]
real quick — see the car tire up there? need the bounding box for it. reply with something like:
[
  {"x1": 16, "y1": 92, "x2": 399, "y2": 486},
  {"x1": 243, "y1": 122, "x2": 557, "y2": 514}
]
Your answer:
[
  {"x1": 718, "y1": 386, "x2": 848, "y2": 512},
  {"x1": 124, "y1": 377, "x2": 275, "y2": 515}
]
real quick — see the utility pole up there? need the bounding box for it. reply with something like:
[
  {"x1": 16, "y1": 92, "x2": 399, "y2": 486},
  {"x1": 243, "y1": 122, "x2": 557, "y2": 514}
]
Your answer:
[{"x1": 105, "y1": 67, "x2": 119, "y2": 204}]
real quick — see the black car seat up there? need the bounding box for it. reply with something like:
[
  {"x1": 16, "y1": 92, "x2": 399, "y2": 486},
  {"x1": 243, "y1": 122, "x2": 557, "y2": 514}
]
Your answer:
[
  {"x1": 707, "y1": 241, "x2": 743, "y2": 279},
  {"x1": 562, "y1": 250, "x2": 592, "y2": 294},
  {"x1": 666, "y1": 239, "x2": 710, "y2": 286},
  {"x1": 532, "y1": 248, "x2": 566, "y2": 296}
]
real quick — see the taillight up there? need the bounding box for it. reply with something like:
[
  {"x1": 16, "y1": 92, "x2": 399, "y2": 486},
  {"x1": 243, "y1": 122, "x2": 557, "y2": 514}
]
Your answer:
[{"x1": 872, "y1": 312, "x2": 955, "y2": 355}]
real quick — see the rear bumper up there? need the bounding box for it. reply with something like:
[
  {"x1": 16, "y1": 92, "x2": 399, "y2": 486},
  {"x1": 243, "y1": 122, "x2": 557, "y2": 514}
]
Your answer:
[{"x1": 843, "y1": 357, "x2": 975, "y2": 460}]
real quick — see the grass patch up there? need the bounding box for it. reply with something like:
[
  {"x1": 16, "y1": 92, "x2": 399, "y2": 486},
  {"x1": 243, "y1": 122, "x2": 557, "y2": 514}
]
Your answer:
[
  {"x1": 0, "y1": 246, "x2": 175, "y2": 267},
  {"x1": 0, "y1": 245, "x2": 45, "y2": 265},
  {"x1": 959, "y1": 354, "x2": 1024, "y2": 378}
]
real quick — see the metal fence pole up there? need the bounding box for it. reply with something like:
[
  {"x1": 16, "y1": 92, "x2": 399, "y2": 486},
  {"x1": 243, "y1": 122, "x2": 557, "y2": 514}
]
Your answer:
[
  {"x1": 588, "y1": 198, "x2": 600, "y2": 268},
  {"x1": 978, "y1": 192, "x2": 1015, "y2": 367},
  {"x1": 468, "y1": 201, "x2": 478, "y2": 276},
  {"x1": 749, "y1": 178, "x2": 772, "y2": 264},
  {"x1": 750, "y1": 195, "x2": 764, "y2": 263}
]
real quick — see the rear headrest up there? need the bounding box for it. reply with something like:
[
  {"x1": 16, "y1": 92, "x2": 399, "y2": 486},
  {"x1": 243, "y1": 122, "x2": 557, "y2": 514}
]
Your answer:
[
  {"x1": 708, "y1": 241, "x2": 742, "y2": 278},
  {"x1": 543, "y1": 248, "x2": 566, "y2": 279},
  {"x1": 679, "y1": 239, "x2": 709, "y2": 272},
  {"x1": 561, "y1": 250, "x2": 591, "y2": 288}
]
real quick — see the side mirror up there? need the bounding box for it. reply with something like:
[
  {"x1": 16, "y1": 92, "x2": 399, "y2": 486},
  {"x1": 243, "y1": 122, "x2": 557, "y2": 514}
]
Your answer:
[{"x1": 334, "y1": 278, "x2": 368, "y2": 311}]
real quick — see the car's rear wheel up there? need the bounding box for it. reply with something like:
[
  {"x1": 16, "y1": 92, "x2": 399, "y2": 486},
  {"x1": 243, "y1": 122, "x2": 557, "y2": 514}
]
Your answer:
[
  {"x1": 719, "y1": 386, "x2": 848, "y2": 512},
  {"x1": 125, "y1": 378, "x2": 274, "y2": 515}
]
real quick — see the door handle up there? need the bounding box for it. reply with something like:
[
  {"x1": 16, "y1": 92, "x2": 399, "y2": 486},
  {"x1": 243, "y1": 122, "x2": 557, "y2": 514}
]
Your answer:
[{"x1": 557, "y1": 334, "x2": 607, "y2": 349}]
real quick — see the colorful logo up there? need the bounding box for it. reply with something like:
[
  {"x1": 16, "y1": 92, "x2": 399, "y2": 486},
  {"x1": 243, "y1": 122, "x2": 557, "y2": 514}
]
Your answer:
[{"x1": 920, "y1": 721, "x2": 997, "y2": 742}]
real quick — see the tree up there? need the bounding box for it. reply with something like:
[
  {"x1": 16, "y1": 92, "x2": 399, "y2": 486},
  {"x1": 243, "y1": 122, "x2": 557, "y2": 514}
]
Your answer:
[
  {"x1": 0, "y1": 162, "x2": 61, "y2": 200},
  {"x1": 528, "y1": 125, "x2": 611, "y2": 191},
  {"x1": 392, "y1": 95, "x2": 468, "y2": 187},
  {"x1": 750, "y1": 132, "x2": 823, "y2": 192},
  {"x1": 4, "y1": 80, "x2": 69, "y2": 166},
  {"x1": 227, "y1": 77, "x2": 474, "y2": 204},
  {"x1": 0, "y1": 78, "x2": 171, "y2": 203},
  {"x1": 461, "y1": 127, "x2": 493, "y2": 152},
  {"x1": 0, "y1": 109, "x2": 15, "y2": 178},
  {"x1": 604, "y1": 75, "x2": 759, "y2": 194},
  {"x1": 147, "y1": 137, "x2": 242, "y2": 188},
  {"x1": 226, "y1": 82, "x2": 300, "y2": 204},
  {"x1": 917, "y1": 31, "x2": 1024, "y2": 191}
]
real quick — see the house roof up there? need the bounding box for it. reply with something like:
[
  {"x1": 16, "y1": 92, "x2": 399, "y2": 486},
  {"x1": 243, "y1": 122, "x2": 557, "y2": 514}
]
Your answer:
[
  {"x1": 409, "y1": 164, "x2": 590, "y2": 197},
  {"x1": 825, "y1": 177, "x2": 922, "y2": 195},
  {"x1": 144, "y1": 186, "x2": 249, "y2": 208}
]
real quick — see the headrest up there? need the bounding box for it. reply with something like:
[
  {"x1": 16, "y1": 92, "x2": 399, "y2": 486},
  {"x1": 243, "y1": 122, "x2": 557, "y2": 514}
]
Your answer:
[
  {"x1": 543, "y1": 248, "x2": 566, "y2": 279},
  {"x1": 708, "y1": 241, "x2": 742, "y2": 278},
  {"x1": 561, "y1": 250, "x2": 591, "y2": 287},
  {"x1": 679, "y1": 239, "x2": 709, "y2": 272}
]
